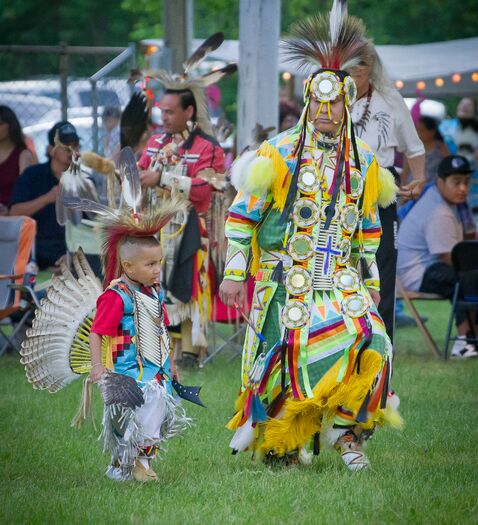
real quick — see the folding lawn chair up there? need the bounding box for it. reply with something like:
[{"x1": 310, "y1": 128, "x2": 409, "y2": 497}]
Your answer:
[
  {"x1": 0, "y1": 216, "x2": 40, "y2": 356},
  {"x1": 443, "y1": 240, "x2": 478, "y2": 359}
]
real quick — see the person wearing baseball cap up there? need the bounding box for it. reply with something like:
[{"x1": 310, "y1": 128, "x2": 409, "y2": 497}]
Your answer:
[
  {"x1": 47, "y1": 120, "x2": 80, "y2": 149},
  {"x1": 398, "y1": 155, "x2": 477, "y2": 358},
  {"x1": 9, "y1": 121, "x2": 81, "y2": 270}
]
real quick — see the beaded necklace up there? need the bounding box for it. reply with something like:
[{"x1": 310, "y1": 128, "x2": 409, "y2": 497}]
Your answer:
[{"x1": 354, "y1": 85, "x2": 373, "y2": 131}]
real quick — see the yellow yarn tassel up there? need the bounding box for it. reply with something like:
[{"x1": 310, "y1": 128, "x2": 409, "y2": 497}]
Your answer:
[
  {"x1": 260, "y1": 349, "x2": 383, "y2": 456},
  {"x1": 244, "y1": 157, "x2": 276, "y2": 195},
  {"x1": 377, "y1": 167, "x2": 399, "y2": 208},
  {"x1": 256, "y1": 141, "x2": 291, "y2": 212}
]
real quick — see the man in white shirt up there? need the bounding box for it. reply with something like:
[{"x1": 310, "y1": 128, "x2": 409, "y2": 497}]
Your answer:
[
  {"x1": 397, "y1": 155, "x2": 478, "y2": 358},
  {"x1": 350, "y1": 51, "x2": 425, "y2": 343}
]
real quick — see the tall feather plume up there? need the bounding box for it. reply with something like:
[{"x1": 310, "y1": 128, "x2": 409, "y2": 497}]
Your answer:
[
  {"x1": 56, "y1": 158, "x2": 99, "y2": 226},
  {"x1": 62, "y1": 196, "x2": 118, "y2": 220},
  {"x1": 120, "y1": 92, "x2": 149, "y2": 149},
  {"x1": 200, "y1": 63, "x2": 238, "y2": 86},
  {"x1": 152, "y1": 33, "x2": 237, "y2": 137},
  {"x1": 119, "y1": 146, "x2": 142, "y2": 214},
  {"x1": 282, "y1": 0, "x2": 370, "y2": 72},
  {"x1": 183, "y1": 32, "x2": 224, "y2": 75}
]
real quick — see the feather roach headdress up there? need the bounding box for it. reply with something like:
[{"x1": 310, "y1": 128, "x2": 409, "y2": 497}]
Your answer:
[
  {"x1": 64, "y1": 146, "x2": 186, "y2": 285},
  {"x1": 283, "y1": 0, "x2": 370, "y2": 107},
  {"x1": 280, "y1": 0, "x2": 371, "y2": 221},
  {"x1": 146, "y1": 33, "x2": 237, "y2": 135}
]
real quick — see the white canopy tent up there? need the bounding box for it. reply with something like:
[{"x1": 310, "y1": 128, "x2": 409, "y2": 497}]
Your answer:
[{"x1": 143, "y1": 36, "x2": 478, "y2": 98}]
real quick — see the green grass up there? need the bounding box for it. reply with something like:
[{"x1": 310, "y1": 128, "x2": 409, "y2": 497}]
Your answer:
[{"x1": 1, "y1": 300, "x2": 477, "y2": 525}]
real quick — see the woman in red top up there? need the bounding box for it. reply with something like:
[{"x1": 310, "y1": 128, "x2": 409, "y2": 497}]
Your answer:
[{"x1": 0, "y1": 105, "x2": 35, "y2": 213}]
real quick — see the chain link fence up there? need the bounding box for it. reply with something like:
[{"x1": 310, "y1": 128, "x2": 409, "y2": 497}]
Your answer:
[{"x1": 0, "y1": 44, "x2": 136, "y2": 161}]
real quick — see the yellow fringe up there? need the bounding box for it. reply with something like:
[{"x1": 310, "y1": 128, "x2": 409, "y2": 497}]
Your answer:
[
  {"x1": 362, "y1": 161, "x2": 399, "y2": 217},
  {"x1": 248, "y1": 230, "x2": 261, "y2": 277},
  {"x1": 377, "y1": 167, "x2": 399, "y2": 208},
  {"x1": 257, "y1": 141, "x2": 290, "y2": 212},
  {"x1": 362, "y1": 158, "x2": 379, "y2": 219},
  {"x1": 259, "y1": 349, "x2": 383, "y2": 456}
]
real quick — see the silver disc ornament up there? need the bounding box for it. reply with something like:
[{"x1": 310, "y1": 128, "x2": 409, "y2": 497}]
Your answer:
[{"x1": 341, "y1": 293, "x2": 369, "y2": 318}]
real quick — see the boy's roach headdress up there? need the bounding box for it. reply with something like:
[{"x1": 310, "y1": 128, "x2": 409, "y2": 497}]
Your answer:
[{"x1": 64, "y1": 147, "x2": 185, "y2": 284}]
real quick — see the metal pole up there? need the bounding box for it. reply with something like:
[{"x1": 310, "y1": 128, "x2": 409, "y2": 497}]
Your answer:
[
  {"x1": 163, "y1": 0, "x2": 193, "y2": 74},
  {"x1": 237, "y1": 0, "x2": 281, "y2": 151},
  {"x1": 91, "y1": 79, "x2": 99, "y2": 153},
  {"x1": 59, "y1": 42, "x2": 68, "y2": 122}
]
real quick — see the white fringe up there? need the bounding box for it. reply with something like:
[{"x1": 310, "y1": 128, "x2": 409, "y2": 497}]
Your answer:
[{"x1": 100, "y1": 380, "x2": 191, "y2": 480}]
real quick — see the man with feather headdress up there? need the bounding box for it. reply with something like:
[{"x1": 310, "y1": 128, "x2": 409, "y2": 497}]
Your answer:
[
  {"x1": 220, "y1": 0, "x2": 401, "y2": 471},
  {"x1": 137, "y1": 33, "x2": 236, "y2": 368}
]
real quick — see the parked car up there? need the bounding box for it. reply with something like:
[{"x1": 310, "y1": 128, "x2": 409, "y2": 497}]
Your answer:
[
  {"x1": 0, "y1": 79, "x2": 129, "y2": 108},
  {"x1": 0, "y1": 93, "x2": 61, "y2": 127}
]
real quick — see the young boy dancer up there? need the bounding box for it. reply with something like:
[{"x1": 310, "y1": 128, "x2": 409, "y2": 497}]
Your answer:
[
  {"x1": 90, "y1": 234, "x2": 189, "y2": 482},
  {"x1": 20, "y1": 148, "x2": 197, "y2": 482}
]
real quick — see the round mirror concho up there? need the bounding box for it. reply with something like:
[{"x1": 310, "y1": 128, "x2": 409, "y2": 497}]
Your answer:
[
  {"x1": 311, "y1": 72, "x2": 342, "y2": 102},
  {"x1": 340, "y1": 204, "x2": 359, "y2": 234},
  {"x1": 281, "y1": 300, "x2": 310, "y2": 329},
  {"x1": 288, "y1": 233, "x2": 315, "y2": 262},
  {"x1": 336, "y1": 237, "x2": 352, "y2": 265},
  {"x1": 298, "y1": 166, "x2": 320, "y2": 194},
  {"x1": 285, "y1": 266, "x2": 312, "y2": 296},
  {"x1": 292, "y1": 199, "x2": 320, "y2": 228},
  {"x1": 344, "y1": 168, "x2": 364, "y2": 199},
  {"x1": 333, "y1": 267, "x2": 360, "y2": 293},
  {"x1": 341, "y1": 293, "x2": 369, "y2": 318}
]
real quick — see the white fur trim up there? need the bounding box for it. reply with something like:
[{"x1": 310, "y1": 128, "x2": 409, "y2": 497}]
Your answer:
[{"x1": 230, "y1": 150, "x2": 257, "y2": 191}]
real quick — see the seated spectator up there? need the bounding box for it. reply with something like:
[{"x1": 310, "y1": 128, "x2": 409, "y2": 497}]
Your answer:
[
  {"x1": 9, "y1": 121, "x2": 80, "y2": 270},
  {"x1": 440, "y1": 97, "x2": 478, "y2": 163},
  {"x1": 397, "y1": 155, "x2": 478, "y2": 358},
  {"x1": 402, "y1": 116, "x2": 449, "y2": 185},
  {"x1": 0, "y1": 105, "x2": 35, "y2": 215},
  {"x1": 279, "y1": 100, "x2": 301, "y2": 132}
]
